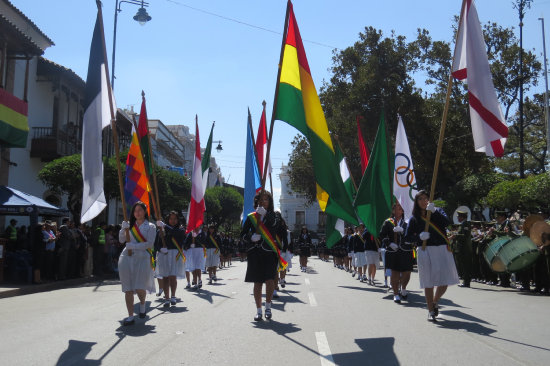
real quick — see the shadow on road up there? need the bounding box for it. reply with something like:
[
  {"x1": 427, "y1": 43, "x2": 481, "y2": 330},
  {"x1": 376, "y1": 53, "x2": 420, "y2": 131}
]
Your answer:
[
  {"x1": 56, "y1": 340, "x2": 99, "y2": 366},
  {"x1": 338, "y1": 285, "x2": 387, "y2": 293},
  {"x1": 253, "y1": 321, "x2": 322, "y2": 357},
  {"x1": 192, "y1": 288, "x2": 231, "y2": 304},
  {"x1": 441, "y1": 309, "x2": 491, "y2": 325},
  {"x1": 332, "y1": 337, "x2": 400, "y2": 366}
]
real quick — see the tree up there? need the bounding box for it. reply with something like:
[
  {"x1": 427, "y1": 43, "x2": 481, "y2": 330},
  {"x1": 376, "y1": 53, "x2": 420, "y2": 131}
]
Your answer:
[
  {"x1": 154, "y1": 167, "x2": 191, "y2": 218},
  {"x1": 204, "y1": 186, "x2": 243, "y2": 232},
  {"x1": 447, "y1": 172, "x2": 510, "y2": 209},
  {"x1": 519, "y1": 173, "x2": 550, "y2": 211},
  {"x1": 484, "y1": 179, "x2": 524, "y2": 209}
]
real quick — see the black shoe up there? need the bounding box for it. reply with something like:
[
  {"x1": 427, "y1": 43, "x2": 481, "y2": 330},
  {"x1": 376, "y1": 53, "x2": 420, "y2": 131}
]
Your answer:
[
  {"x1": 139, "y1": 312, "x2": 146, "y2": 319},
  {"x1": 123, "y1": 318, "x2": 135, "y2": 326},
  {"x1": 273, "y1": 293, "x2": 279, "y2": 299},
  {"x1": 265, "y1": 309, "x2": 272, "y2": 320},
  {"x1": 433, "y1": 303, "x2": 439, "y2": 317},
  {"x1": 428, "y1": 311, "x2": 437, "y2": 322},
  {"x1": 281, "y1": 282, "x2": 286, "y2": 288},
  {"x1": 254, "y1": 313, "x2": 263, "y2": 321},
  {"x1": 163, "y1": 300, "x2": 170, "y2": 308},
  {"x1": 459, "y1": 283, "x2": 470, "y2": 288}
]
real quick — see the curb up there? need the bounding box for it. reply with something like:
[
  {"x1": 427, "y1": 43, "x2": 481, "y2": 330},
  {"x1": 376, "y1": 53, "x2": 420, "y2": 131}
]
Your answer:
[{"x1": 0, "y1": 275, "x2": 118, "y2": 299}]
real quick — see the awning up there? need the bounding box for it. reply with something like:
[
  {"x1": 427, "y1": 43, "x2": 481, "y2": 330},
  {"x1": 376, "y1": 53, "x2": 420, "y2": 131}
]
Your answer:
[{"x1": 0, "y1": 185, "x2": 68, "y2": 217}]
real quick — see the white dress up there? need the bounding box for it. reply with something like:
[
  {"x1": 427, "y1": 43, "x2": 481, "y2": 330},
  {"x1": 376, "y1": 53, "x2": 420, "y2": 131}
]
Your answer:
[{"x1": 118, "y1": 220, "x2": 157, "y2": 294}]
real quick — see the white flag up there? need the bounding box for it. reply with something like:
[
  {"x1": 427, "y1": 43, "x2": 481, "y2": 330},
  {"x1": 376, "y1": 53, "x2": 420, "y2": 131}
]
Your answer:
[
  {"x1": 452, "y1": 0, "x2": 508, "y2": 157},
  {"x1": 393, "y1": 116, "x2": 417, "y2": 221}
]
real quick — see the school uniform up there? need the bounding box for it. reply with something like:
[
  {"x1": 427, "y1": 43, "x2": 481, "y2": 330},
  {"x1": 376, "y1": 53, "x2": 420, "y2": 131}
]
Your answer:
[
  {"x1": 205, "y1": 233, "x2": 221, "y2": 267},
  {"x1": 184, "y1": 231, "x2": 207, "y2": 271},
  {"x1": 118, "y1": 220, "x2": 157, "y2": 294},
  {"x1": 155, "y1": 225, "x2": 186, "y2": 279},
  {"x1": 379, "y1": 218, "x2": 413, "y2": 272}
]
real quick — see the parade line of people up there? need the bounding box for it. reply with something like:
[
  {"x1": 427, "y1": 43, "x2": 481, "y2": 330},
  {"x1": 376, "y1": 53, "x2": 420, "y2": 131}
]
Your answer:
[{"x1": 115, "y1": 190, "x2": 549, "y2": 325}]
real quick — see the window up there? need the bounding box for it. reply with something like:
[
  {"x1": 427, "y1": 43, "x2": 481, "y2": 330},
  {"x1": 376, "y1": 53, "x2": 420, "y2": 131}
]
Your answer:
[{"x1": 295, "y1": 211, "x2": 305, "y2": 226}]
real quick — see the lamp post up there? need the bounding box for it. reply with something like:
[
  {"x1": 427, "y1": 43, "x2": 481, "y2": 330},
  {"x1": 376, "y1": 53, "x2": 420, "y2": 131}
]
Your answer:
[
  {"x1": 213, "y1": 140, "x2": 223, "y2": 152},
  {"x1": 112, "y1": 0, "x2": 151, "y2": 89}
]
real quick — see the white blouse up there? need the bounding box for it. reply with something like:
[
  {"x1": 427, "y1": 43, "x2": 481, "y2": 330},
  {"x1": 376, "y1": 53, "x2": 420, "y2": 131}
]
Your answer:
[{"x1": 118, "y1": 220, "x2": 157, "y2": 251}]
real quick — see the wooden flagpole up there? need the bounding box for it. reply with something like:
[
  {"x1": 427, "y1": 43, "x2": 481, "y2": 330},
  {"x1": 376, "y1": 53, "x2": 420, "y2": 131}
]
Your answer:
[
  {"x1": 422, "y1": 0, "x2": 467, "y2": 250},
  {"x1": 263, "y1": 0, "x2": 292, "y2": 192}
]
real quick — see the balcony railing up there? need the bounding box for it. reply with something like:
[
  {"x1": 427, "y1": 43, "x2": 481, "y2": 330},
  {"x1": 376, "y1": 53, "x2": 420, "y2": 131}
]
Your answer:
[{"x1": 30, "y1": 126, "x2": 81, "y2": 161}]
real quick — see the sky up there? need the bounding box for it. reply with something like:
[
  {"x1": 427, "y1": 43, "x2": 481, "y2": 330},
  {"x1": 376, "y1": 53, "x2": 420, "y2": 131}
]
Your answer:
[{"x1": 13, "y1": 0, "x2": 550, "y2": 210}]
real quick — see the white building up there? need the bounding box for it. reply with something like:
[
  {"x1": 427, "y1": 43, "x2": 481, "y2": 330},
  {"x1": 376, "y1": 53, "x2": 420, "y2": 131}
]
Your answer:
[{"x1": 279, "y1": 164, "x2": 326, "y2": 237}]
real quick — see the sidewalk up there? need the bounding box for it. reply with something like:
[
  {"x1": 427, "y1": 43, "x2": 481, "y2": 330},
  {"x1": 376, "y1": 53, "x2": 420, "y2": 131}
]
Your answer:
[{"x1": 0, "y1": 274, "x2": 118, "y2": 299}]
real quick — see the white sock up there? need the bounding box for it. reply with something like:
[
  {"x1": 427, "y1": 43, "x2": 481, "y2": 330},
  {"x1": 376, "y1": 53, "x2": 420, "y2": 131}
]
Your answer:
[
  {"x1": 139, "y1": 303, "x2": 146, "y2": 313},
  {"x1": 265, "y1": 302, "x2": 272, "y2": 310},
  {"x1": 257, "y1": 307, "x2": 262, "y2": 315}
]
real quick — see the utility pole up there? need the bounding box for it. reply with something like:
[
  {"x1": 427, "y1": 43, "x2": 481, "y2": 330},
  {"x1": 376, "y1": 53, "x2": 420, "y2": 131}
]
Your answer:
[
  {"x1": 514, "y1": 0, "x2": 533, "y2": 178},
  {"x1": 539, "y1": 17, "x2": 550, "y2": 156}
]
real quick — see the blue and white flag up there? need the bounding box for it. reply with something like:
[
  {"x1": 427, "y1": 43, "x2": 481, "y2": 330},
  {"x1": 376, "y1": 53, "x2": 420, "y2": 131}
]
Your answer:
[
  {"x1": 393, "y1": 116, "x2": 417, "y2": 221},
  {"x1": 81, "y1": 5, "x2": 115, "y2": 223},
  {"x1": 242, "y1": 109, "x2": 262, "y2": 224}
]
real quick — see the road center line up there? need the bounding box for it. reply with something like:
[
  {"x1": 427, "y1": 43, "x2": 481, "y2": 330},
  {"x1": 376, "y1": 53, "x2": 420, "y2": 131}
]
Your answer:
[
  {"x1": 315, "y1": 331, "x2": 335, "y2": 366},
  {"x1": 308, "y1": 291, "x2": 317, "y2": 307},
  {"x1": 305, "y1": 278, "x2": 311, "y2": 285}
]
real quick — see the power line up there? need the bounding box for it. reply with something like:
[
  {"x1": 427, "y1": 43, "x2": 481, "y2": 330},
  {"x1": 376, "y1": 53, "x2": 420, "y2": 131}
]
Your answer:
[{"x1": 164, "y1": 0, "x2": 340, "y2": 50}]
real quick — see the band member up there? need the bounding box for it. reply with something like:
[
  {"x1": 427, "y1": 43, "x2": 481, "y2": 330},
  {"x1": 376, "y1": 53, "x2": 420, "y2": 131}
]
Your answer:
[
  {"x1": 205, "y1": 225, "x2": 221, "y2": 284},
  {"x1": 453, "y1": 210, "x2": 473, "y2": 288},
  {"x1": 380, "y1": 202, "x2": 412, "y2": 303},
  {"x1": 241, "y1": 191, "x2": 286, "y2": 321},
  {"x1": 118, "y1": 201, "x2": 158, "y2": 326},
  {"x1": 298, "y1": 226, "x2": 312, "y2": 272},
  {"x1": 156, "y1": 211, "x2": 186, "y2": 307},
  {"x1": 405, "y1": 190, "x2": 459, "y2": 322},
  {"x1": 184, "y1": 225, "x2": 207, "y2": 290}
]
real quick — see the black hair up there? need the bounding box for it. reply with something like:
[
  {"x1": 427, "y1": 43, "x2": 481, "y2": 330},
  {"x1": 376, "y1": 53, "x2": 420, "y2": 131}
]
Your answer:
[
  {"x1": 412, "y1": 190, "x2": 429, "y2": 218},
  {"x1": 165, "y1": 211, "x2": 180, "y2": 226},
  {"x1": 129, "y1": 201, "x2": 149, "y2": 228},
  {"x1": 253, "y1": 190, "x2": 274, "y2": 212}
]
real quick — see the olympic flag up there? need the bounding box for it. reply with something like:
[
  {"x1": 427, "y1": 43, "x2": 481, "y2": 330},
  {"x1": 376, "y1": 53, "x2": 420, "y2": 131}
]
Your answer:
[{"x1": 393, "y1": 116, "x2": 417, "y2": 221}]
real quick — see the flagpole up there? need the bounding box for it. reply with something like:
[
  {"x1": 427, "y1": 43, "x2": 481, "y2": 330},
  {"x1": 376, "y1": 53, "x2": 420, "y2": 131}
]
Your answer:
[
  {"x1": 333, "y1": 134, "x2": 358, "y2": 191},
  {"x1": 383, "y1": 111, "x2": 393, "y2": 206},
  {"x1": 422, "y1": 0, "x2": 467, "y2": 251},
  {"x1": 264, "y1": 0, "x2": 292, "y2": 191},
  {"x1": 141, "y1": 91, "x2": 163, "y2": 221},
  {"x1": 262, "y1": 101, "x2": 275, "y2": 194}
]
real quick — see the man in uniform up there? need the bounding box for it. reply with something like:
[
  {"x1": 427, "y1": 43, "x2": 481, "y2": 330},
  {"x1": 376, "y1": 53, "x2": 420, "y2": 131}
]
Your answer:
[{"x1": 455, "y1": 210, "x2": 473, "y2": 288}]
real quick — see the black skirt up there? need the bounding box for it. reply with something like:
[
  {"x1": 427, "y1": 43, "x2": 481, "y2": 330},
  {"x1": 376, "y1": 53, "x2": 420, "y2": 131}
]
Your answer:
[
  {"x1": 299, "y1": 246, "x2": 311, "y2": 257},
  {"x1": 385, "y1": 248, "x2": 414, "y2": 272},
  {"x1": 245, "y1": 247, "x2": 278, "y2": 283}
]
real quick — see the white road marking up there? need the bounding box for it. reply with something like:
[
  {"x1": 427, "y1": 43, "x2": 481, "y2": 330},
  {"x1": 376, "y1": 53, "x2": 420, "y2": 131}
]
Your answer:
[
  {"x1": 308, "y1": 292, "x2": 317, "y2": 307},
  {"x1": 305, "y1": 278, "x2": 311, "y2": 285},
  {"x1": 315, "y1": 331, "x2": 335, "y2": 366}
]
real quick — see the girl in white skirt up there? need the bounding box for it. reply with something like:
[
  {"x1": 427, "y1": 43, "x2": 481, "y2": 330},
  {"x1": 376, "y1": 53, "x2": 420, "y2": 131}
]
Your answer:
[
  {"x1": 157, "y1": 211, "x2": 186, "y2": 307},
  {"x1": 352, "y1": 225, "x2": 368, "y2": 282},
  {"x1": 184, "y1": 226, "x2": 207, "y2": 290},
  {"x1": 118, "y1": 201, "x2": 158, "y2": 326},
  {"x1": 405, "y1": 190, "x2": 459, "y2": 322},
  {"x1": 205, "y1": 225, "x2": 221, "y2": 284}
]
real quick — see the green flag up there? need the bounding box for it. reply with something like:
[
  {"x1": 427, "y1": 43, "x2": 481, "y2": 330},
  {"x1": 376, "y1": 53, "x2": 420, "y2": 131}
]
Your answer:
[
  {"x1": 326, "y1": 143, "x2": 356, "y2": 248},
  {"x1": 353, "y1": 112, "x2": 394, "y2": 238},
  {"x1": 201, "y1": 122, "x2": 214, "y2": 194}
]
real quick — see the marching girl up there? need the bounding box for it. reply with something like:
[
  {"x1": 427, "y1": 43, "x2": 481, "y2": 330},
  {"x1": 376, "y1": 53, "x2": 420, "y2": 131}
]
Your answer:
[
  {"x1": 352, "y1": 224, "x2": 368, "y2": 282},
  {"x1": 298, "y1": 226, "x2": 312, "y2": 272},
  {"x1": 118, "y1": 201, "x2": 158, "y2": 326},
  {"x1": 363, "y1": 225, "x2": 379, "y2": 285},
  {"x1": 205, "y1": 225, "x2": 221, "y2": 285},
  {"x1": 379, "y1": 201, "x2": 412, "y2": 303},
  {"x1": 156, "y1": 211, "x2": 186, "y2": 307},
  {"x1": 405, "y1": 190, "x2": 459, "y2": 321},
  {"x1": 241, "y1": 191, "x2": 287, "y2": 321},
  {"x1": 279, "y1": 220, "x2": 291, "y2": 288},
  {"x1": 184, "y1": 225, "x2": 207, "y2": 290}
]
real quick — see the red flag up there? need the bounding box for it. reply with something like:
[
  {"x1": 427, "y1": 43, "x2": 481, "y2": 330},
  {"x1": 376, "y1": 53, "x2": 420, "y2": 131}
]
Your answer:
[
  {"x1": 357, "y1": 116, "x2": 370, "y2": 173},
  {"x1": 255, "y1": 103, "x2": 270, "y2": 183},
  {"x1": 186, "y1": 119, "x2": 205, "y2": 233},
  {"x1": 451, "y1": 0, "x2": 507, "y2": 157},
  {"x1": 136, "y1": 93, "x2": 153, "y2": 175}
]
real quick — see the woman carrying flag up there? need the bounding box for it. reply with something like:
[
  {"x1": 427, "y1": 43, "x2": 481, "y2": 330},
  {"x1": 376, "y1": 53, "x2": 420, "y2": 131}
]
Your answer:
[
  {"x1": 405, "y1": 190, "x2": 459, "y2": 322},
  {"x1": 379, "y1": 201, "x2": 412, "y2": 303},
  {"x1": 156, "y1": 211, "x2": 186, "y2": 308},
  {"x1": 118, "y1": 201, "x2": 158, "y2": 326},
  {"x1": 241, "y1": 191, "x2": 287, "y2": 321}
]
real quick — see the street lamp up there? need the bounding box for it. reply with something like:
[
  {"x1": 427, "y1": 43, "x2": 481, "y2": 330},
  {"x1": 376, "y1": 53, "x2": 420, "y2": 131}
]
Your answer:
[
  {"x1": 112, "y1": 0, "x2": 151, "y2": 89},
  {"x1": 213, "y1": 140, "x2": 223, "y2": 152}
]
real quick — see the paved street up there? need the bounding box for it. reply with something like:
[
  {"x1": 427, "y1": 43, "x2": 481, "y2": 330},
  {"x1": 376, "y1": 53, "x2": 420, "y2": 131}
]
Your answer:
[{"x1": 0, "y1": 256, "x2": 549, "y2": 366}]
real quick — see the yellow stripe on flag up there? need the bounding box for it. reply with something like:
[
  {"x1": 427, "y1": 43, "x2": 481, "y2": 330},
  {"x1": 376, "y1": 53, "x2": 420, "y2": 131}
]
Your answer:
[
  {"x1": 0, "y1": 104, "x2": 28, "y2": 131},
  {"x1": 316, "y1": 183, "x2": 329, "y2": 211},
  {"x1": 280, "y1": 44, "x2": 302, "y2": 91}
]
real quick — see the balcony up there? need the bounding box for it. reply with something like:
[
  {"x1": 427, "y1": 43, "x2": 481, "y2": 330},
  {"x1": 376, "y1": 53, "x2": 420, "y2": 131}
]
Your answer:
[{"x1": 30, "y1": 127, "x2": 80, "y2": 161}]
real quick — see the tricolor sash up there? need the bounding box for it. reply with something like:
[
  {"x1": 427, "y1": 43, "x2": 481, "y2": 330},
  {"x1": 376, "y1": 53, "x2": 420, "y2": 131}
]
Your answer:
[
  {"x1": 172, "y1": 236, "x2": 186, "y2": 262},
  {"x1": 208, "y1": 234, "x2": 220, "y2": 254},
  {"x1": 247, "y1": 212, "x2": 288, "y2": 272},
  {"x1": 420, "y1": 216, "x2": 451, "y2": 251},
  {"x1": 129, "y1": 224, "x2": 156, "y2": 269}
]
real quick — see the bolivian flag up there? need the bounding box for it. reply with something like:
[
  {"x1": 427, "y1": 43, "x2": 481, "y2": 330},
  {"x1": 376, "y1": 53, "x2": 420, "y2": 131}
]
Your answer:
[
  {"x1": 0, "y1": 88, "x2": 28, "y2": 148},
  {"x1": 273, "y1": 0, "x2": 357, "y2": 225}
]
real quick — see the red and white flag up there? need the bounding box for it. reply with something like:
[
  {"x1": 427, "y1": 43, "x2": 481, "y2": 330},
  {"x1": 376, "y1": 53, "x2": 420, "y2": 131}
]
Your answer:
[
  {"x1": 255, "y1": 103, "x2": 271, "y2": 182},
  {"x1": 452, "y1": 0, "x2": 508, "y2": 157},
  {"x1": 186, "y1": 119, "x2": 205, "y2": 233},
  {"x1": 357, "y1": 116, "x2": 370, "y2": 173}
]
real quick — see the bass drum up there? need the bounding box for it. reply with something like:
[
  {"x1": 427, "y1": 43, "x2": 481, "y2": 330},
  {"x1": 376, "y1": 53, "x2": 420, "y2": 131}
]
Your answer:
[
  {"x1": 484, "y1": 236, "x2": 512, "y2": 273},
  {"x1": 499, "y1": 236, "x2": 540, "y2": 273}
]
